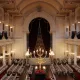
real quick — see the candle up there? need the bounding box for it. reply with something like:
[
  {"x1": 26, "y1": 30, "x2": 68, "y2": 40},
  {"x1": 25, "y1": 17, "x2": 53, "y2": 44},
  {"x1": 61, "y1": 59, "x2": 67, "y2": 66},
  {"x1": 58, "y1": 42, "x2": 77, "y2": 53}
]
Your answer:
[
  {"x1": 42, "y1": 49, "x2": 44, "y2": 53},
  {"x1": 36, "y1": 49, "x2": 38, "y2": 52},
  {"x1": 33, "y1": 51, "x2": 35, "y2": 53}
]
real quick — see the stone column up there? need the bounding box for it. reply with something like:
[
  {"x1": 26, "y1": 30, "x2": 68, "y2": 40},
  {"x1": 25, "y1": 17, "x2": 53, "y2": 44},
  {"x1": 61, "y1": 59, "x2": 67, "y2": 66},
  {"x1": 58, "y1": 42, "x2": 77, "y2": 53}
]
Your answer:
[
  {"x1": 8, "y1": 45, "x2": 12, "y2": 65},
  {"x1": 74, "y1": 45, "x2": 77, "y2": 65},
  {"x1": 68, "y1": 44, "x2": 71, "y2": 64},
  {"x1": 23, "y1": 32, "x2": 28, "y2": 58},
  {"x1": 52, "y1": 32, "x2": 56, "y2": 57},
  {"x1": 2, "y1": 46, "x2": 6, "y2": 65}
]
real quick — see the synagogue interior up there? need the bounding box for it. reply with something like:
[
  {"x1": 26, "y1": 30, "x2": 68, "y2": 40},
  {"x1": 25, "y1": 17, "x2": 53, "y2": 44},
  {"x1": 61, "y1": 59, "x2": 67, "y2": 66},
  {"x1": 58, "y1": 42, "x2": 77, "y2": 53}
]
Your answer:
[{"x1": 0, "y1": 0, "x2": 80, "y2": 80}]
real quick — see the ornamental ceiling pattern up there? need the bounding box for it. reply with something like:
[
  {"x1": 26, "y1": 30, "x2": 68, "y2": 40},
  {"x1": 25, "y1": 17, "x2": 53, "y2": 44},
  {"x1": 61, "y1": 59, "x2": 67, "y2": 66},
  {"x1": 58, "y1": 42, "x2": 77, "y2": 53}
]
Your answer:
[{"x1": 0, "y1": 0, "x2": 80, "y2": 17}]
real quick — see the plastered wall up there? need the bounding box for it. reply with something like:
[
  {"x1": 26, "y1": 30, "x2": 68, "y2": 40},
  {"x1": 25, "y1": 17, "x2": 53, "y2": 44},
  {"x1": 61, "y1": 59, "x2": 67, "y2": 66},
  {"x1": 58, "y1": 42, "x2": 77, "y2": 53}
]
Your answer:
[{"x1": 12, "y1": 13, "x2": 66, "y2": 59}]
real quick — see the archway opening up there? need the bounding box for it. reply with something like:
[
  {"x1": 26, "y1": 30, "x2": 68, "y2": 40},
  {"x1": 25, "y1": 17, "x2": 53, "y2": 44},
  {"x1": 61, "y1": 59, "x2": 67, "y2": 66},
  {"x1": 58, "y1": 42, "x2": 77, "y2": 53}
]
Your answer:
[{"x1": 28, "y1": 17, "x2": 50, "y2": 55}]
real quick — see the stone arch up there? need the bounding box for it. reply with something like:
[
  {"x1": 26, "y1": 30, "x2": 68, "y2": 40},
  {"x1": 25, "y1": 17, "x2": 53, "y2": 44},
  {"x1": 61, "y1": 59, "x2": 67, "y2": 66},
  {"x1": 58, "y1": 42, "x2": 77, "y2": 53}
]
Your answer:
[{"x1": 23, "y1": 11, "x2": 56, "y2": 33}]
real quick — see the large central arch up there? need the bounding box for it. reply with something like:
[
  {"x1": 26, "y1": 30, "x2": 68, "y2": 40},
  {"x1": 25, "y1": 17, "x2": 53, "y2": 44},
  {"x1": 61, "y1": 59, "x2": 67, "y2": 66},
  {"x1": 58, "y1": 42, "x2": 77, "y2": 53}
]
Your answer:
[
  {"x1": 23, "y1": 11, "x2": 56, "y2": 33},
  {"x1": 23, "y1": 11, "x2": 56, "y2": 53},
  {"x1": 29, "y1": 17, "x2": 50, "y2": 53}
]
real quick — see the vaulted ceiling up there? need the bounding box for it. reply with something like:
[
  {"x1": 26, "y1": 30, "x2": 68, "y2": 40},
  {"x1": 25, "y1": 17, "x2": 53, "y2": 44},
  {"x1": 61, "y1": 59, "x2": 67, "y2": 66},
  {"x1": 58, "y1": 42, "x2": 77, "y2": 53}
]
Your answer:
[{"x1": 0, "y1": 0, "x2": 80, "y2": 17}]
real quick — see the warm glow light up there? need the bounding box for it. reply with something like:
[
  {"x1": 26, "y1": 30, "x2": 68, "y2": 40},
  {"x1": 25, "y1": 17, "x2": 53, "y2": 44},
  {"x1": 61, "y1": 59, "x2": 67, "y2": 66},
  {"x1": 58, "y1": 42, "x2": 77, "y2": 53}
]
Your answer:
[
  {"x1": 0, "y1": 21, "x2": 1, "y2": 23},
  {"x1": 10, "y1": 26, "x2": 13, "y2": 28},
  {"x1": 65, "y1": 50, "x2": 69, "y2": 53},
  {"x1": 78, "y1": 22, "x2": 80, "y2": 23},
  {"x1": 0, "y1": 56, "x2": 3, "y2": 58},
  {"x1": 35, "y1": 66, "x2": 38, "y2": 69},
  {"x1": 25, "y1": 50, "x2": 30, "y2": 56},
  {"x1": 33, "y1": 51, "x2": 35, "y2": 53},
  {"x1": 43, "y1": 66, "x2": 46, "y2": 70},
  {"x1": 36, "y1": 49, "x2": 38, "y2": 52},
  {"x1": 49, "y1": 51, "x2": 54, "y2": 56},
  {"x1": 42, "y1": 49, "x2": 44, "y2": 53},
  {"x1": 5, "y1": 24, "x2": 9, "y2": 26},
  {"x1": 11, "y1": 50, "x2": 15, "y2": 53},
  {"x1": 77, "y1": 56, "x2": 80, "y2": 58}
]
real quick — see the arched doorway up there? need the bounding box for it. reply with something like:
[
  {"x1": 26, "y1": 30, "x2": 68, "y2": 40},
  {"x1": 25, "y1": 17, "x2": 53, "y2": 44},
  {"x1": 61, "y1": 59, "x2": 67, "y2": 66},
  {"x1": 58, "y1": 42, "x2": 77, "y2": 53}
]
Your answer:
[{"x1": 28, "y1": 17, "x2": 50, "y2": 56}]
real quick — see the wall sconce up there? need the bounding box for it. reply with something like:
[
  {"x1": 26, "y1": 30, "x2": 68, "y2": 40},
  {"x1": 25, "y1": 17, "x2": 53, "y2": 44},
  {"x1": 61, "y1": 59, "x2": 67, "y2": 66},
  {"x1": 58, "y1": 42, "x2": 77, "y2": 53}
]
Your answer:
[
  {"x1": 5, "y1": 24, "x2": 9, "y2": 26},
  {"x1": 10, "y1": 26, "x2": 13, "y2": 29},
  {"x1": 78, "y1": 22, "x2": 80, "y2": 23},
  {"x1": 0, "y1": 21, "x2": 2, "y2": 23}
]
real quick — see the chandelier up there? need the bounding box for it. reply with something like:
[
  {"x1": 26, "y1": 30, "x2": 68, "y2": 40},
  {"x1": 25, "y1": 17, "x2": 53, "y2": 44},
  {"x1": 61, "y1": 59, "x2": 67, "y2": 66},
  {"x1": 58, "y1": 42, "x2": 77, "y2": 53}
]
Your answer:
[
  {"x1": 33, "y1": 46, "x2": 47, "y2": 58},
  {"x1": 32, "y1": 19, "x2": 47, "y2": 58}
]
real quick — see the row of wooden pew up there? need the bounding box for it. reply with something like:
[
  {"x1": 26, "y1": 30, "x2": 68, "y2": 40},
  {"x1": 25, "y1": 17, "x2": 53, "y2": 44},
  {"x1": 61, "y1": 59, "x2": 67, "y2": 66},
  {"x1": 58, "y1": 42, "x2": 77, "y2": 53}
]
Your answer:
[
  {"x1": 72, "y1": 64, "x2": 80, "y2": 73},
  {"x1": 50, "y1": 63, "x2": 74, "y2": 80},
  {"x1": 1, "y1": 59, "x2": 25, "y2": 80},
  {"x1": 0, "y1": 65, "x2": 8, "y2": 74}
]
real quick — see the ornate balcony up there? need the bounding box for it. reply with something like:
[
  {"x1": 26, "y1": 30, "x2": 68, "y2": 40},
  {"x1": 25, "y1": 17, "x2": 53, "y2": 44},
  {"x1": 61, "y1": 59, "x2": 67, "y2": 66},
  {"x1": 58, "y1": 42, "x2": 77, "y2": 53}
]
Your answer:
[
  {"x1": 64, "y1": 38, "x2": 80, "y2": 45},
  {"x1": 0, "y1": 39, "x2": 14, "y2": 46}
]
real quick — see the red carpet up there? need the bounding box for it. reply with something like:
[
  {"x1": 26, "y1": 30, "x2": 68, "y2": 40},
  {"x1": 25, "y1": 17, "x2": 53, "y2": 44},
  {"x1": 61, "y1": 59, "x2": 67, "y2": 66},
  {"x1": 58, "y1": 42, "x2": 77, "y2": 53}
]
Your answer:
[
  {"x1": 73, "y1": 70, "x2": 80, "y2": 80},
  {"x1": 0, "y1": 69, "x2": 7, "y2": 79},
  {"x1": 0, "y1": 67, "x2": 8, "y2": 79},
  {"x1": 71, "y1": 66, "x2": 80, "y2": 80},
  {"x1": 30, "y1": 78, "x2": 51, "y2": 80}
]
